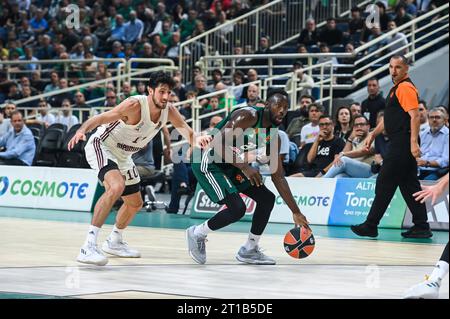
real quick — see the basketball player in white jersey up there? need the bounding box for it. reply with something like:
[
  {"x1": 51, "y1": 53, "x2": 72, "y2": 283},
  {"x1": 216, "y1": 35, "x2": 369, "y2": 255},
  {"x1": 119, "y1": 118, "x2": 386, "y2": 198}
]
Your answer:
[{"x1": 68, "y1": 71, "x2": 210, "y2": 266}]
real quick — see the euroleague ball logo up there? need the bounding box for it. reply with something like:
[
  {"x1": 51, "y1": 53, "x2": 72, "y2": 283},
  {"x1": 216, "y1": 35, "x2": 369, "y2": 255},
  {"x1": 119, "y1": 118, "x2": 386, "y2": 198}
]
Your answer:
[{"x1": 0, "y1": 176, "x2": 9, "y2": 196}]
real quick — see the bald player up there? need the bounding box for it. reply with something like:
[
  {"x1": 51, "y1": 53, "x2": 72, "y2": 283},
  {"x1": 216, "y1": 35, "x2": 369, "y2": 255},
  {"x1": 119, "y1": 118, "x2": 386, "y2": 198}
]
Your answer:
[{"x1": 186, "y1": 89, "x2": 310, "y2": 265}]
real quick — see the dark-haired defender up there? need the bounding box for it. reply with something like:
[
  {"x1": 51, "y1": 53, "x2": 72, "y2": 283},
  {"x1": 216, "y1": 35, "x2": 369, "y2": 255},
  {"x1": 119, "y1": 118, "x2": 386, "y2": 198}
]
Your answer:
[
  {"x1": 187, "y1": 90, "x2": 310, "y2": 265},
  {"x1": 68, "y1": 71, "x2": 210, "y2": 266}
]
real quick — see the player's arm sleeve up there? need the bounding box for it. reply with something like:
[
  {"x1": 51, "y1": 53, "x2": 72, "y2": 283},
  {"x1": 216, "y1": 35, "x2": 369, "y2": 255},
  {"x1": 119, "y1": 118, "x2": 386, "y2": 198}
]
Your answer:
[{"x1": 396, "y1": 82, "x2": 419, "y2": 112}]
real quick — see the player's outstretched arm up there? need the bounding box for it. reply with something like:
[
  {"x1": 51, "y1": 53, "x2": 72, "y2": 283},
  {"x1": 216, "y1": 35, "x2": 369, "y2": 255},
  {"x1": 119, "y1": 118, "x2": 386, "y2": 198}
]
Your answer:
[
  {"x1": 167, "y1": 105, "x2": 211, "y2": 149},
  {"x1": 271, "y1": 135, "x2": 310, "y2": 229},
  {"x1": 68, "y1": 98, "x2": 140, "y2": 151}
]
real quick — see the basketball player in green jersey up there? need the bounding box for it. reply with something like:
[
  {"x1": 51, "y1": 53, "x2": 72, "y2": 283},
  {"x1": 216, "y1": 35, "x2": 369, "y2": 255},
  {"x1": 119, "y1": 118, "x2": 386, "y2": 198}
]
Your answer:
[{"x1": 187, "y1": 89, "x2": 310, "y2": 265}]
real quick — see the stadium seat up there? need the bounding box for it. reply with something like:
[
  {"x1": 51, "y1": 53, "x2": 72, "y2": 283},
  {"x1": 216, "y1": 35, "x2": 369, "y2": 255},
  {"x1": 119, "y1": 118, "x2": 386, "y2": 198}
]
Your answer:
[
  {"x1": 56, "y1": 124, "x2": 87, "y2": 168},
  {"x1": 35, "y1": 128, "x2": 66, "y2": 167},
  {"x1": 48, "y1": 123, "x2": 68, "y2": 132}
]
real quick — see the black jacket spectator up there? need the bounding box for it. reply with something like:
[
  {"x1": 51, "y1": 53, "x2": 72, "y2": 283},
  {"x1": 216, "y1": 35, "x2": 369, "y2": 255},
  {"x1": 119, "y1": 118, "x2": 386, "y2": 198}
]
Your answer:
[{"x1": 319, "y1": 19, "x2": 343, "y2": 46}]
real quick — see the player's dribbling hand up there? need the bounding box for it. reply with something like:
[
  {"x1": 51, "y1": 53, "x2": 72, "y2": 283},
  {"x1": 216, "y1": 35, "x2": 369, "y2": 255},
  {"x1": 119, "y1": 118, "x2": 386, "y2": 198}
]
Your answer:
[
  {"x1": 68, "y1": 130, "x2": 86, "y2": 151},
  {"x1": 293, "y1": 212, "x2": 310, "y2": 231}
]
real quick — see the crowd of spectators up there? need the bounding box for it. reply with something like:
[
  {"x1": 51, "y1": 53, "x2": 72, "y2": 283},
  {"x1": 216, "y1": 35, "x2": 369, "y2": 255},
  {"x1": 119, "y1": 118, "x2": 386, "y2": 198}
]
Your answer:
[{"x1": 0, "y1": 0, "x2": 448, "y2": 213}]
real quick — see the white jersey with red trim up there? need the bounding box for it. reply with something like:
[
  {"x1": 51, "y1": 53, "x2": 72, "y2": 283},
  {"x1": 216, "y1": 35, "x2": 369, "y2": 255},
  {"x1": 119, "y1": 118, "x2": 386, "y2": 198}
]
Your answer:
[
  {"x1": 84, "y1": 95, "x2": 169, "y2": 185},
  {"x1": 94, "y1": 95, "x2": 168, "y2": 161}
]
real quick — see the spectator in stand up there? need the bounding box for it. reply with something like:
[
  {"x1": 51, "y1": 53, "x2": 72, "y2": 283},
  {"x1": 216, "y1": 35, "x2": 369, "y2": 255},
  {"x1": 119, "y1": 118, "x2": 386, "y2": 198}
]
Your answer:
[
  {"x1": 291, "y1": 115, "x2": 345, "y2": 177},
  {"x1": 403, "y1": 0, "x2": 418, "y2": 16},
  {"x1": 106, "y1": 41, "x2": 126, "y2": 69},
  {"x1": 206, "y1": 96, "x2": 220, "y2": 112},
  {"x1": 387, "y1": 20, "x2": 409, "y2": 55},
  {"x1": 180, "y1": 9, "x2": 199, "y2": 41},
  {"x1": 394, "y1": 3, "x2": 413, "y2": 27},
  {"x1": 179, "y1": 91, "x2": 196, "y2": 120},
  {"x1": 297, "y1": 18, "x2": 319, "y2": 47},
  {"x1": 299, "y1": 103, "x2": 324, "y2": 148},
  {"x1": 244, "y1": 83, "x2": 264, "y2": 108},
  {"x1": 334, "y1": 105, "x2": 353, "y2": 141},
  {"x1": 231, "y1": 70, "x2": 245, "y2": 103},
  {"x1": 417, "y1": 108, "x2": 449, "y2": 180},
  {"x1": 30, "y1": 70, "x2": 46, "y2": 93},
  {"x1": 2, "y1": 102, "x2": 16, "y2": 119},
  {"x1": 367, "y1": 24, "x2": 388, "y2": 57},
  {"x1": 214, "y1": 82, "x2": 236, "y2": 110},
  {"x1": 362, "y1": 78, "x2": 386, "y2": 128},
  {"x1": 241, "y1": 68, "x2": 259, "y2": 102},
  {"x1": 319, "y1": 18, "x2": 343, "y2": 46},
  {"x1": 323, "y1": 115, "x2": 376, "y2": 178},
  {"x1": 19, "y1": 46, "x2": 39, "y2": 73},
  {"x1": 29, "y1": 8, "x2": 48, "y2": 35},
  {"x1": 254, "y1": 35, "x2": 274, "y2": 67},
  {"x1": 193, "y1": 74, "x2": 210, "y2": 107},
  {"x1": 185, "y1": 66, "x2": 203, "y2": 92},
  {"x1": 104, "y1": 89, "x2": 119, "y2": 107},
  {"x1": 44, "y1": 71, "x2": 60, "y2": 94},
  {"x1": 55, "y1": 99, "x2": 79, "y2": 130},
  {"x1": 418, "y1": 100, "x2": 430, "y2": 134},
  {"x1": 26, "y1": 100, "x2": 55, "y2": 128},
  {"x1": 136, "y1": 43, "x2": 159, "y2": 69},
  {"x1": 295, "y1": 44, "x2": 309, "y2": 66},
  {"x1": 0, "y1": 111, "x2": 35, "y2": 166},
  {"x1": 285, "y1": 94, "x2": 314, "y2": 142},
  {"x1": 317, "y1": 44, "x2": 339, "y2": 75},
  {"x1": 285, "y1": 61, "x2": 315, "y2": 98},
  {"x1": 437, "y1": 105, "x2": 449, "y2": 127},
  {"x1": 119, "y1": 82, "x2": 136, "y2": 101},
  {"x1": 48, "y1": 78, "x2": 73, "y2": 108},
  {"x1": 166, "y1": 32, "x2": 191, "y2": 62},
  {"x1": 349, "y1": 6, "x2": 364, "y2": 36},
  {"x1": 73, "y1": 91, "x2": 89, "y2": 121},
  {"x1": 108, "y1": 14, "x2": 126, "y2": 43},
  {"x1": 17, "y1": 19, "x2": 35, "y2": 47},
  {"x1": 18, "y1": 85, "x2": 38, "y2": 108},
  {"x1": 35, "y1": 34, "x2": 55, "y2": 60},
  {"x1": 172, "y1": 76, "x2": 187, "y2": 101},
  {"x1": 124, "y1": 10, "x2": 144, "y2": 44},
  {"x1": 81, "y1": 26, "x2": 99, "y2": 52},
  {"x1": 0, "y1": 106, "x2": 11, "y2": 137},
  {"x1": 350, "y1": 102, "x2": 362, "y2": 117},
  {"x1": 172, "y1": 4, "x2": 187, "y2": 25},
  {"x1": 376, "y1": 1, "x2": 392, "y2": 32},
  {"x1": 207, "y1": 69, "x2": 224, "y2": 91},
  {"x1": 159, "y1": 17, "x2": 176, "y2": 47},
  {"x1": 6, "y1": 83, "x2": 21, "y2": 101}
]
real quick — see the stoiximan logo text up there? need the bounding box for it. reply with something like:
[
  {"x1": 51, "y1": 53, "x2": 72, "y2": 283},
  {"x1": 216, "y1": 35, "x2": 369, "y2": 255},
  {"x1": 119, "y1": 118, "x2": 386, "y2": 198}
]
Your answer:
[
  {"x1": 0, "y1": 178, "x2": 88, "y2": 199},
  {"x1": 0, "y1": 176, "x2": 9, "y2": 196}
]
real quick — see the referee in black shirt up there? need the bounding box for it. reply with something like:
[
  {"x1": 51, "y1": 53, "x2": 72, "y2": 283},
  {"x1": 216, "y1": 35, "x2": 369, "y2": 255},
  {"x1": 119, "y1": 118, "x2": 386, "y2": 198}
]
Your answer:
[{"x1": 351, "y1": 55, "x2": 432, "y2": 238}]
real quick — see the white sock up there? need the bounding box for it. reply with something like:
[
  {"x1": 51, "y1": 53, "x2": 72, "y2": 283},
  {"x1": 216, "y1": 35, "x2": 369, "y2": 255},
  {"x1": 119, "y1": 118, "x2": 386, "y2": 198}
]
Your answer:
[
  {"x1": 109, "y1": 224, "x2": 124, "y2": 243},
  {"x1": 194, "y1": 221, "x2": 212, "y2": 237},
  {"x1": 243, "y1": 233, "x2": 261, "y2": 250},
  {"x1": 85, "y1": 225, "x2": 100, "y2": 246},
  {"x1": 430, "y1": 261, "x2": 449, "y2": 282}
]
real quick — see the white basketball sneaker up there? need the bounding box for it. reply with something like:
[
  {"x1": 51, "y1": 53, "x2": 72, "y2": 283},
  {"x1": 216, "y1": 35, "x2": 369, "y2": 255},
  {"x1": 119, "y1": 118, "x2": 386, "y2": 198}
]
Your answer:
[
  {"x1": 404, "y1": 275, "x2": 441, "y2": 299},
  {"x1": 77, "y1": 242, "x2": 108, "y2": 266},
  {"x1": 102, "y1": 238, "x2": 141, "y2": 258}
]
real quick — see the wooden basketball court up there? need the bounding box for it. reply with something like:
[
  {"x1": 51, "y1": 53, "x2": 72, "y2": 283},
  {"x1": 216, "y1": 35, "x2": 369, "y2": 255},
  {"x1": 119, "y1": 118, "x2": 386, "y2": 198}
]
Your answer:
[{"x1": 0, "y1": 207, "x2": 448, "y2": 299}]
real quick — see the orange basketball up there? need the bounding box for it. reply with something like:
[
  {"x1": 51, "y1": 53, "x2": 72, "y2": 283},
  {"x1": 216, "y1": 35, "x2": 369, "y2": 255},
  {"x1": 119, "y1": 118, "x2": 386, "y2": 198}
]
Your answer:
[{"x1": 283, "y1": 226, "x2": 315, "y2": 259}]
